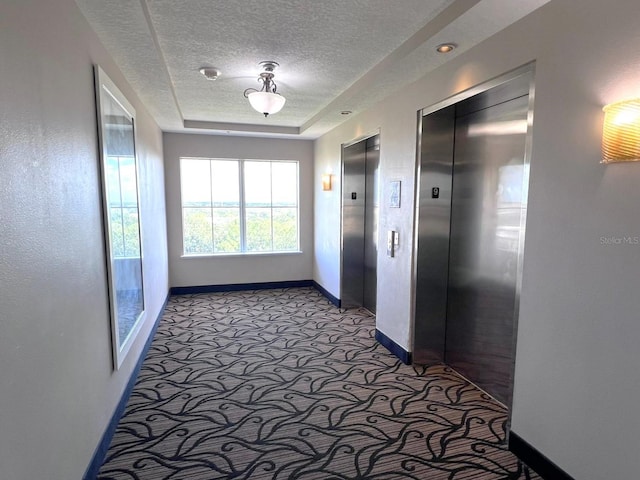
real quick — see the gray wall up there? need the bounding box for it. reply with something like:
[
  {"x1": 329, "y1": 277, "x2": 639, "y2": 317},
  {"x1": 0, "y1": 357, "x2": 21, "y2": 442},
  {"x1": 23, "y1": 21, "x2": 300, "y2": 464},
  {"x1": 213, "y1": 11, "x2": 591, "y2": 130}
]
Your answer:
[
  {"x1": 0, "y1": 1, "x2": 168, "y2": 478},
  {"x1": 314, "y1": 0, "x2": 640, "y2": 478},
  {"x1": 163, "y1": 132, "x2": 314, "y2": 287}
]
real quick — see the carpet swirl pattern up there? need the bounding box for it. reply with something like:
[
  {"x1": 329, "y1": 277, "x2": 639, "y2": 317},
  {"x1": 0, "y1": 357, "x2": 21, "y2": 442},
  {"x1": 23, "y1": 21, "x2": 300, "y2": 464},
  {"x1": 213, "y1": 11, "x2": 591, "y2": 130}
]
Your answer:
[{"x1": 98, "y1": 287, "x2": 540, "y2": 479}]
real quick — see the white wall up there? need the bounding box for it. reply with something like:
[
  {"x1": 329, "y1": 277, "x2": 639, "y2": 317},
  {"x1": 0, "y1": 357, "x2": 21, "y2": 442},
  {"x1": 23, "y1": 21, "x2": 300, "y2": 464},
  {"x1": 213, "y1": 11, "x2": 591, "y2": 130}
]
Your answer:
[
  {"x1": 314, "y1": 0, "x2": 640, "y2": 478},
  {"x1": 0, "y1": 1, "x2": 168, "y2": 479},
  {"x1": 315, "y1": 122, "x2": 415, "y2": 346},
  {"x1": 163, "y1": 133, "x2": 314, "y2": 287}
]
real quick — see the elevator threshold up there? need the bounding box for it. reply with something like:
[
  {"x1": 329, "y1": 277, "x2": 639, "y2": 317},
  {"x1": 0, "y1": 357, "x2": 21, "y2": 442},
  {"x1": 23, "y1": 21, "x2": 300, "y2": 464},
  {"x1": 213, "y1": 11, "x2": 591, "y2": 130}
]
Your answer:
[
  {"x1": 442, "y1": 363, "x2": 509, "y2": 410},
  {"x1": 340, "y1": 305, "x2": 375, "y2": 317}
]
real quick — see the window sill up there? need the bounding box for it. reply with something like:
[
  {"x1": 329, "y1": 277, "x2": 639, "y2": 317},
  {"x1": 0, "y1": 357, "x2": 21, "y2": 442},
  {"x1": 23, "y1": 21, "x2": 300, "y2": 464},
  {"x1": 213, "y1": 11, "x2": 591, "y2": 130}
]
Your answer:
[{"x1": 181, "y1": 251, "x2": 303, "y2": 259}]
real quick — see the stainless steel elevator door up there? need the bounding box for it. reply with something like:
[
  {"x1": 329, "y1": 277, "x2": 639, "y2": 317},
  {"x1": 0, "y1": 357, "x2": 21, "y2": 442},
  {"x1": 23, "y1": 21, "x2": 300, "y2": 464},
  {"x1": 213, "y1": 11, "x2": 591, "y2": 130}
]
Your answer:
[
  {"x1": 445, "y1": 93, "x2": 529, "y2": 406},
  {"x1": 341, "y1": 141, "x2": 366, "y2": 309},
  {"x1": 341, "y1": 135, "x2": 379, "y2": 312},
  {"x1": 413, "y1": 105, "x2": 456, "y2": 364},
  {"x1": 413, "y1": 70, "x2": 532, "y2": 409}
]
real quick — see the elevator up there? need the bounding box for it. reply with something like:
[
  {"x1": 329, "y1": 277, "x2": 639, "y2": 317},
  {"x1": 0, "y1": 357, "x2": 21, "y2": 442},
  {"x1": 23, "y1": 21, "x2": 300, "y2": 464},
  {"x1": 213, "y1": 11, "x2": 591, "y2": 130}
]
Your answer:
[
  {"x1": 413, "y1": 69, "x2": 533, "y2": 407},
  {"x1": 341, "y1": 135, "x2": 380, "y2": 313}
]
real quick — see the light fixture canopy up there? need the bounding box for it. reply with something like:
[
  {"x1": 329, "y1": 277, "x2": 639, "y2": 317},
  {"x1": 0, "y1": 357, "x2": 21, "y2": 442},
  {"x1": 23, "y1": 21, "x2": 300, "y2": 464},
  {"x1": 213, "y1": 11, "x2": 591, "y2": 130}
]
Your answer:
[
  {"x1": 244, "y1": 61, "x2": 286, "y2": 117},
  {"x1": 602, "y1": 98, "x2": 640, "y2": 163}
]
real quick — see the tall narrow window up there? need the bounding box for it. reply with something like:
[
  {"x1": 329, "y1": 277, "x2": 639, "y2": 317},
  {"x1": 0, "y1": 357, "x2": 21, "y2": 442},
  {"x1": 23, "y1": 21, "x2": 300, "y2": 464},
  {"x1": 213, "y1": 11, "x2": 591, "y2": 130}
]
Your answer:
[
  {"x1": 180, "y1": 158, "x2": 299, "y2": 255},
  {"x1": 95, "y1": 65, "x2": 145, "y2": 370}
]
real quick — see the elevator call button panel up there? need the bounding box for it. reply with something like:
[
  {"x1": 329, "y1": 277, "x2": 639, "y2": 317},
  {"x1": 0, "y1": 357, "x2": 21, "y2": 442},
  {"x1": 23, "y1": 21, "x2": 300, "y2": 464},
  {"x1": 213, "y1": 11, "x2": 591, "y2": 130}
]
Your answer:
[{"x1": 351, "y1": 192, "x2": 357, "y2": 200}]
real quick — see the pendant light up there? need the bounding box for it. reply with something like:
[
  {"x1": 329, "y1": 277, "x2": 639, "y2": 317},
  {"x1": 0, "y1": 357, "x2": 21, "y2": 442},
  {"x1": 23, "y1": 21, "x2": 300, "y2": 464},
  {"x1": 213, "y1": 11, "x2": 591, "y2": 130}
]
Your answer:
[{"x1": 243, "y1": 61, "x2": 286, "y2": 117}]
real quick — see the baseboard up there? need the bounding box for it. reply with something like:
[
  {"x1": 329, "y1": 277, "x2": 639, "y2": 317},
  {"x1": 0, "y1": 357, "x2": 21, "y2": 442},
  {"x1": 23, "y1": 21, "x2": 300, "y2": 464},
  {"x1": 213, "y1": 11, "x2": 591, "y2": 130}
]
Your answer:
[
  {"x1": 312, "y1": 280, "x2": 341, "y2": 307},
  {"x1": 509, "y1": 431, "x2": 574, "y2": 480},
  {"x1": 170, "y1": 279, "x2": 314, "y2": 295},
  {"x1": 375, "y1": 329, "x2": 412, "y2": 365},
  {"x1": 83, "y1": 292, "x2": 170, "y2": 480}
]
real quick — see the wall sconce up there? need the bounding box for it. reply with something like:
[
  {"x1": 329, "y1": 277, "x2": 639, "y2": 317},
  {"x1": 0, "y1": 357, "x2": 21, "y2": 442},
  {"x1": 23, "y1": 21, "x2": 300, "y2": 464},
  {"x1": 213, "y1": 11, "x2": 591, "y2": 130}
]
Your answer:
[
  {"x1": 322, "y1": 173, "x2": 332, "y2": 191},
  {"x1": 602, "y1": 99, "x2": 640, "y2": 163}
]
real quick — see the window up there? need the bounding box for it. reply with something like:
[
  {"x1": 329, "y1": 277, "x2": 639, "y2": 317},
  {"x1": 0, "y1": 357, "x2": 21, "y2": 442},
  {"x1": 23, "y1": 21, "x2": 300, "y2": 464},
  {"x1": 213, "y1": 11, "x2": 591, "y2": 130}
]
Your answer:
[
  {"x1": 181, "y1": 158, "x2": 299, "y2": 255},
  {"x1": 106, "y1": 155, "x2": 141, "y2": 258},
  {"x1": 95, "y1": 65, "x2": 145, "y2": 370}
]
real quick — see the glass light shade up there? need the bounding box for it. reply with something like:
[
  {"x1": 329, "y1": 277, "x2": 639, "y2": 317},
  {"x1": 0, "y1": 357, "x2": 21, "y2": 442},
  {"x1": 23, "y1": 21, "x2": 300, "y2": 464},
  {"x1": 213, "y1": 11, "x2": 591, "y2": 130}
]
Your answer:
[
  {"x1": 247, "y1": 91, "x2": 286, "y2": 116},
  {"x1": 602, "y1": 99, "x2": 640, "y2": 163},
  {"x1": 321, "y1": 173, "x2": 332, "y2": 191}
]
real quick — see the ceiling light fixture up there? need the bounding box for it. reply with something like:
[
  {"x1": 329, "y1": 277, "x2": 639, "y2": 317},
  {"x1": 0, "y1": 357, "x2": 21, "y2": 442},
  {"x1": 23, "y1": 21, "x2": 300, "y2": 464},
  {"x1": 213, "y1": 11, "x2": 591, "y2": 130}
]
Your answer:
[
  {"x1": 199, "y1": 67, "x2": 221, "y2": 80},
  {"x1": 436, "y1": 43, "x2": 457, "y2": 53},
  {"x1": 243, "y1": 61, "x2": 286, "y2": 117}
]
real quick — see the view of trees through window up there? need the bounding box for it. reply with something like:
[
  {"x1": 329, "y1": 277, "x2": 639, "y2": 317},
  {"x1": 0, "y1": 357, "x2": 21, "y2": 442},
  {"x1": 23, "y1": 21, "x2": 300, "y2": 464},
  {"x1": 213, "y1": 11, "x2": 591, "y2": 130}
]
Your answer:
[
  {"x1": 181, "y1": 158, "x2": 299, "y2": 255},
  {"x1": 107, "y1": 155, "x2": 141, "y2": 258}
]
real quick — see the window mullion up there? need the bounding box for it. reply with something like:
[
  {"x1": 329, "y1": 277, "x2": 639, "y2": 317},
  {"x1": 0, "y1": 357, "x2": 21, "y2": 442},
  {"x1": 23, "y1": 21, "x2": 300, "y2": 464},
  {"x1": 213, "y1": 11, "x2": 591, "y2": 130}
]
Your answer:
[
  {"x1": 238, "y1": 160, "x2": 246, "y2": 252},
  {"x1": 209, "y1": 160, "x2": 215, "y2": 253},
  {"x1": 269, "y1": 162, "x2": 274, "y2": 251},
  {"x1": 117, "y1": 157, "x2": 126, "y2": 256},
  {"x1": 296, "y1": 162, "x2": 300, "y2": 251}
]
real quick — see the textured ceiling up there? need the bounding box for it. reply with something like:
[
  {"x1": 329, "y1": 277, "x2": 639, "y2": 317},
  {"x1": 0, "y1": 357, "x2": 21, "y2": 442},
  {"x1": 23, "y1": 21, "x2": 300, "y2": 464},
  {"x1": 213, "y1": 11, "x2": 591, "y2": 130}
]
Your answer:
[{"x1": 75, "y1": 0, "x2": 551, "y2": 138}]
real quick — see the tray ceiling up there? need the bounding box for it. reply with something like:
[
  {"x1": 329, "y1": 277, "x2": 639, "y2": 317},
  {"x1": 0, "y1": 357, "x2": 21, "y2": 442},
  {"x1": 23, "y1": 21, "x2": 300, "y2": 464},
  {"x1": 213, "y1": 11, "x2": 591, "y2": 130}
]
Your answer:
[{"x1": 76, "y1": 0, "x2": 550, "y2": 138}]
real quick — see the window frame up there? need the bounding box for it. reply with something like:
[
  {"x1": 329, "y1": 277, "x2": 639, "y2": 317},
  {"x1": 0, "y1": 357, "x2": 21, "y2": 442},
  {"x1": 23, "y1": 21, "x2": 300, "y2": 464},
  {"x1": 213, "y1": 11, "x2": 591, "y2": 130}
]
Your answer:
[
  {"x1": 179, "y1": 156, "x2": 301, "y2": 257},
  {"x1": 94, "y1": 65, "x2": 146, "y2": 371}
]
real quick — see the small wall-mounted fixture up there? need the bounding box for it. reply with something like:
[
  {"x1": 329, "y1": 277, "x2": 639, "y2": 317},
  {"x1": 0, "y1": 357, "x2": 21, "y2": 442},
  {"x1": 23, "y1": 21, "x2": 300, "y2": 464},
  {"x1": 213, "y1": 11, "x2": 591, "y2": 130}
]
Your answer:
[
  {"x1": 602, "y1": 99, "x2": 640, "y2": 163},
  {"x1": 322, "y1": 173, "x2": 332, "y2": 191}
]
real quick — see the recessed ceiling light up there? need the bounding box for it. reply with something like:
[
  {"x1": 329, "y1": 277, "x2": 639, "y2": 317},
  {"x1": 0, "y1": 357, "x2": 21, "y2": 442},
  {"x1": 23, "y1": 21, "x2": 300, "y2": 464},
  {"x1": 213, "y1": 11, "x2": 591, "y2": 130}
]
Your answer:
[
  {"x1": 199, "y1": 67, "x2": 221, "y2": 80},
  {"x1": 436, "y1": 43, "x2": 457, "y2": 54},
  {"x1": 341, "y1": 111, "x2": 352, "y2": 115}
]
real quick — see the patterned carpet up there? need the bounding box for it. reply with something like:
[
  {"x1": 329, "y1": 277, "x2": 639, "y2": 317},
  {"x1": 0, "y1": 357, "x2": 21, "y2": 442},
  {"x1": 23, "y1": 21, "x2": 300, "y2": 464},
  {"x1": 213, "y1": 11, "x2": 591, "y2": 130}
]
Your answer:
[{"x1": 98, "y1": 287, "x2": 540, "y2": 480}]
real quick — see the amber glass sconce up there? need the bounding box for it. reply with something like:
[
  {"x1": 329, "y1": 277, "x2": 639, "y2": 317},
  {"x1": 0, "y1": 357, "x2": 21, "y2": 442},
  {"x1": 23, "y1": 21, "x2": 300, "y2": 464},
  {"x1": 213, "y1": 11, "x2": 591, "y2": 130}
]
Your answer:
[
  {"x1": 602, "y1": 99, "x2": 640, "y2": 163},
  {"x1": 322, "y1": 173, "x2": 332, "y2": 191}
]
